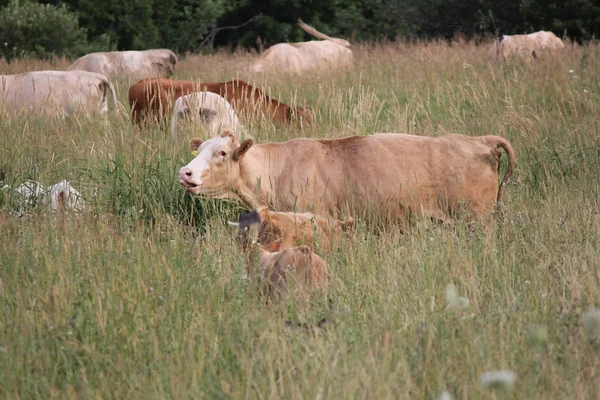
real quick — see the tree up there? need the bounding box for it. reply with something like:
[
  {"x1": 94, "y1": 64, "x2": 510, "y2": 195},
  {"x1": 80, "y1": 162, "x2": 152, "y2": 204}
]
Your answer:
[{"x1": 0, "y1": 0, "x2": 89, "y2": 60}]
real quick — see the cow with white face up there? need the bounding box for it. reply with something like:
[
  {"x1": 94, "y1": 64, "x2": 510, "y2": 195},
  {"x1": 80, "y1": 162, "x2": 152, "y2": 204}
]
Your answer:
[
  {"x1": 170, "y1": 92, "x2": 245, "y2": 139},
  {"x1": 179, "y1": 131, "x2": 253, "y2": 200},
  {"x1": 179, "y1": 131, "x2": 516, "y2": 223}
]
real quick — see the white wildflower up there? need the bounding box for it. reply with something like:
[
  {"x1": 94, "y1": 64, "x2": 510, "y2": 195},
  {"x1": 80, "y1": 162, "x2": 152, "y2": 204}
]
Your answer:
[
  {"x1": 439, "y1": 390, "x2": 452, "y2": 400},
  {"x1": 584, "y1": 89, "x2": 589, "y2": 93},
  {"x1": 480, "y1": 370, "x2": 517, "y2": 390},
  {"x1": 584, "y1": 308, "x2": 600, "y2": 338},
  {"x1": 568, "y1": 69, "x2": 575, "y2": 74},
  {"x1": 445, "y1": 283, "x2": 470, "y2": 311}
]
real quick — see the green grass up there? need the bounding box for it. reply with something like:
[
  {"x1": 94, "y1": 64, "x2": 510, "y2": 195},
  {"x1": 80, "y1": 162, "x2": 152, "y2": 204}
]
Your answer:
[{"x1": 1, "y1": 41, "x2": 600, "y2": 399}]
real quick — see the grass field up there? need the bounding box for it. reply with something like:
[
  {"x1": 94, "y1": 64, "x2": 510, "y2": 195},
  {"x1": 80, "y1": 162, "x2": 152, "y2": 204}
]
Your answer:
[{"x1": 1, "y1": 41, "x2": 600, "y2": 399}]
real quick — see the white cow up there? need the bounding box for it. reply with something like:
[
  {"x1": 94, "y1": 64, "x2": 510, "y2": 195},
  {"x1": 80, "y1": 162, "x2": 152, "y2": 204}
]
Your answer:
[
  {"x1": 170, "y1": 91, "x2": 245, "y2": 139},
  {"x1": 45, "y1": 180, "x2": 86, "y2": 213},
  {"x1": 488, "y1": 31, "x2": 565, "y2": 61},
  {"x1": 0, "y1": 70, "x2": 117, "y2": 118},
  {"x1": 250, "y1": 20, "x2": 352, "y2": 74},
  {"x1": 13, "y1": 179, "x2": 85, "y2": 213},
  {"x1": 68, "y1": 49, "x2": 178, "y2": 81}
]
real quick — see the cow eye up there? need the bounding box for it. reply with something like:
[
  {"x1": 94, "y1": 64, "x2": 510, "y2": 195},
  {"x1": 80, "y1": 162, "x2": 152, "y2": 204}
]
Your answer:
[{"x1": 218, "y1": 151, "x2": 227, "y2": 158}]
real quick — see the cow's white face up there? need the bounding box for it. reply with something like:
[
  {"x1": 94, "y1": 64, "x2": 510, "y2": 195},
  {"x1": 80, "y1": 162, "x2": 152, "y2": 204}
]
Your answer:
[{"x1": 178, "y1": 132, "x2": 253, "y2": 199}]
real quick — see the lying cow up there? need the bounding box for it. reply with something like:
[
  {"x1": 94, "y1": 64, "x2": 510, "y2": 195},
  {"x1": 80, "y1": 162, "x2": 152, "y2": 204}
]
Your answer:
[
  {"x1": 250, "y1": 20, "x2": 353, "y2": 74},
  {"x1": 235, "y1": 210, "x2": 329, "y2": 303},
  {"x1": 68, "y1": 49, "x2": 177, "y2": 81},
  {"x1": 0, "y1": 70, "x2": 117, "y2": 118},
  {"x1": 128, "y1": 78, "x2": 313, "y2": 126},
  {"x1": 171, "y1": 92, "x2": 245, "y2": 139},
  {"x1": 230, "y1": 207, "x2": 352, "y2": 251},
  {"x1": 13, "y1": 179, "x2": 85, "y2": 212},
  {"x1": 488, "y1": 31, "x2": 564, "y2": 61},
  {"x1": 179, "y1": 131, "x2": 516, "y2": 223}
]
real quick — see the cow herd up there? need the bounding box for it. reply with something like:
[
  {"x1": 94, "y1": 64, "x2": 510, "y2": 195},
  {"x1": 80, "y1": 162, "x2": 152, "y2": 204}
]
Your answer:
[{"x1": 2, "y1": 22, "x2": 569, "y2": 302}]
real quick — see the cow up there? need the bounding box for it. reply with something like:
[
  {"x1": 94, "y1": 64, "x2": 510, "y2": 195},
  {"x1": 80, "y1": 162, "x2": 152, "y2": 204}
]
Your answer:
[
  {"x1": 45, "y1": 180, "x2": 86, "y2": 213},
  {"x1": 128, "y1": 78, "x2": 313, "y2": 126},
  {"x1": 229, "y1": 207, "x2": 352, "y2": 251},
  {"x1": 250, "y1": 20, "x2": 353, "y2": 74},
  {"x1": 0, "y1": 70, "x2": 117, "y2": 118},
  {"x1": 234, "y1": 211, "x2": 329, "y2": 303},
  {"x1": 178, "y1": 131, "x2": 516, "y2": 224},
  {"x1": 171, "y1": 91, "x2": 245, "y2": 139},
  {"x1": 68, "y1": 49, "x2": 178, "y2": 81},
  {"x1": 13, "y1": 180, "x2": 85, "y2": 212},
  {"x1": 488, "y1": 31, "x2": 565, "y2": 61}
]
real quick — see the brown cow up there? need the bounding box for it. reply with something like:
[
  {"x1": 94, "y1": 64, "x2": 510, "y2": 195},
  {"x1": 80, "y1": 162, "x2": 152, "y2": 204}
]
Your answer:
[
  {"x1": 231, "y1": 207, "x2": 352, "y2": 251},
  {"x1": 179, "y1": 131, "x2": 515, "y2": 223},
  {"x1": 235, "y1": 212, "x2": 329, "y2": 303},
  {"x1": 128, "y1": 78, "x2": 313, "y2": 126}
]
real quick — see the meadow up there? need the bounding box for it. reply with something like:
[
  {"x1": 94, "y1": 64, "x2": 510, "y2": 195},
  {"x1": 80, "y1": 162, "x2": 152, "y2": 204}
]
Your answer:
[{"x1": 1, "y1": 41, "x2": 599, "y2": 399}]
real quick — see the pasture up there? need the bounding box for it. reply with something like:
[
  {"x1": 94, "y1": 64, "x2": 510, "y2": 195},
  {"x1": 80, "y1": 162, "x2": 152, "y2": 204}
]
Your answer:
[{"x1": 1, "y1": 41, "x2": 600, "y2": 399}]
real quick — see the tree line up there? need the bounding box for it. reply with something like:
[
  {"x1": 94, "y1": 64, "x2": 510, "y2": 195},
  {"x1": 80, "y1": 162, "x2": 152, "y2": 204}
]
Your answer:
[{"x1": 1, "y1": 0, "x2": 599, "y2": 60}]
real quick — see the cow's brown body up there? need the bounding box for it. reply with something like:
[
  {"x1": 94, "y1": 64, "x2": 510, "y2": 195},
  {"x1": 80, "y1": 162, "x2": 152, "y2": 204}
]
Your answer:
[
  {"x1": 128, "y1": 78, "x2": 312, "y2": 125},
  {"x1": 179, "y1": 132, "x2": 516, "y2": 223}
]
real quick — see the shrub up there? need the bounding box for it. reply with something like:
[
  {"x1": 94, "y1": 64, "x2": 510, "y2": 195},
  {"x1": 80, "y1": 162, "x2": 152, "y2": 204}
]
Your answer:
[{"x1": 0, "y1": 0, "x2": 87, "y2": 61}]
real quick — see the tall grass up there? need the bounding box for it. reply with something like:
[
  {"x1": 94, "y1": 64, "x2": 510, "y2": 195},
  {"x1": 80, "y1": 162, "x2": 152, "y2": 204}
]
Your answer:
[{"x1": 1, "y1": 41, "x2": 600, "y2": 399}]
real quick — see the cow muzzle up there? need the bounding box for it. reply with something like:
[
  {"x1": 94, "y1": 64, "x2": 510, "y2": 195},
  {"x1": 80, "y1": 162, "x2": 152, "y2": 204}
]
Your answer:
[{"x1": 179, "y1": 167, "x2": 203, "y2": 194}]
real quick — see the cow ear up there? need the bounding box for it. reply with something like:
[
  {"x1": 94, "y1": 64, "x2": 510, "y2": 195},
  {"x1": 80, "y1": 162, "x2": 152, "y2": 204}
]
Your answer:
[
  {"x1": 233, "y1": 139, "x2": 254, "y2": 161},
  {"x1": 297, "y1": 245, "x2": 312, "y2": 254},
  {"x1": 57, "y1": 190, "x2": 66, "y2": 211},
  {"x1": 190, "y1": 138, "x2": 203, "y2": 151}
]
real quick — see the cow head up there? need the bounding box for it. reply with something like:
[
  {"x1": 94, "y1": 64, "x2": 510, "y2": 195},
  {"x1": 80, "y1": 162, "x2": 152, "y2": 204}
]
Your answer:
[{"x1": 178, "y1": 131, "x2": 253, "y2": 200}]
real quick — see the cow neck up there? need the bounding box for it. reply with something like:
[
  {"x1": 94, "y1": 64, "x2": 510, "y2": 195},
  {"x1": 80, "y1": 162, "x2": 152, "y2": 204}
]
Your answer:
[{"x1": 233, "y1": 143, "x2": 284, "y2": 210}]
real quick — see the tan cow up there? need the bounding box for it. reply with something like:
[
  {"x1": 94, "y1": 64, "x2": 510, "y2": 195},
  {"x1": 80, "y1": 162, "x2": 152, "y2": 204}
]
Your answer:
[
  {"x1": 235, "y1": 212, "x2": 329, "y2": 303},
  {"x1": 488, "y1": 31, "x2": 564, "y2": 61},
  {"x1": 179, "y1": 131, "x2": 515, "y2": 223},
  {"x1": 230, "y1": 207, "x2": 352, "y2": 251},
  {"x1": 250, "y1": 20, "x2": 352, "y2": 74},
  {"x1": 0, "y1": 70, "x2": 117, "y2": 118},
  {"x1": 68, "y1": 49, "x2": 178, "y2": 81}
]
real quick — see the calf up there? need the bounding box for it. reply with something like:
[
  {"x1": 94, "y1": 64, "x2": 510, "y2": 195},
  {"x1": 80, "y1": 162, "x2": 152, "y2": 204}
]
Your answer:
[
  {"x1": 235, "y1": 212, "x2": 329, "y2": 303},
  {"x1": 236, "y1": 207, "x2": 352, "y2": 251}
]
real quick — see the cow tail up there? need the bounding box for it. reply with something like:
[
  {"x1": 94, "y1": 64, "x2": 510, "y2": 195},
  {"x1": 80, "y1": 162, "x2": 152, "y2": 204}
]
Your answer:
[
  {"x1": 298, "y1": 19, "x2": 351, "y2": 47},
  {"x1": 106, "y1": 80, "x2": 118, "y2": 113},
  {"x1": 486, "y1": 136, "x2": 516, "y2": 203}
]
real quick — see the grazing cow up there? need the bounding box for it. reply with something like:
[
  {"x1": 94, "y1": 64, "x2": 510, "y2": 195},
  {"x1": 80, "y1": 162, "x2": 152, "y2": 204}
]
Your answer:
[
  {"x1": 230, "y1": 207, "x2": 352, "y2": 251},
  {"x1": 250, "y1": 20, "x2": 353, "y2": 74},
  {"x1": 171, "y1": 92, "x2": 245, "y2": 139},
  {"x1": 128, "y1": 78, "x2": 313, "y2": 126},
  {"x1": 179, "y1": 131, "x2": 516, "y2": 223},
  {"x1": 235, "y1": 212, "x2": 329, "y2": 303},
  {"x1": 488, "y1": 31, "x2": 564, "y2": 61},
  {"x1": 0, "y1": 71, "x2": 117, "y2": 118},
  {"x1": 68, "y1": 49, "x2": 177, "y2": 81}
]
